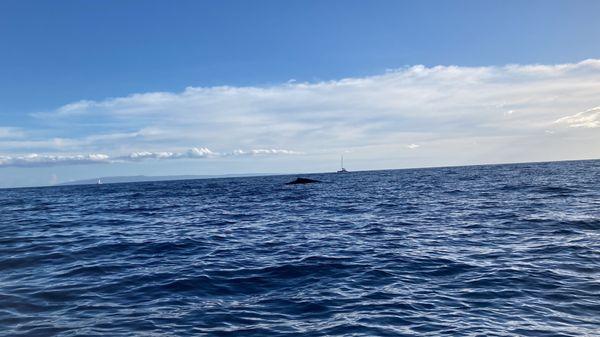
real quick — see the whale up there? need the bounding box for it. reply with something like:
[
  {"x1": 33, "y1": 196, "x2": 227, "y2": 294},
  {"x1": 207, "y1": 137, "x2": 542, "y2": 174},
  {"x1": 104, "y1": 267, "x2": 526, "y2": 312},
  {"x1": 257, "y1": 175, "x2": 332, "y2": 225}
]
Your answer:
[{"x1": 285, "y1": 177, "x2": 321, "y2": 185}]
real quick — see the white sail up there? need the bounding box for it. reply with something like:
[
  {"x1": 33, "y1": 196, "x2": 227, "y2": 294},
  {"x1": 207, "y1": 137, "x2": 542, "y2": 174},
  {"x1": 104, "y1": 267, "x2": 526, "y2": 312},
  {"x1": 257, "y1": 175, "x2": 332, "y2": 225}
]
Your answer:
[{"x1": 337, "y1": 155, "x2": 348, "y2": 173}]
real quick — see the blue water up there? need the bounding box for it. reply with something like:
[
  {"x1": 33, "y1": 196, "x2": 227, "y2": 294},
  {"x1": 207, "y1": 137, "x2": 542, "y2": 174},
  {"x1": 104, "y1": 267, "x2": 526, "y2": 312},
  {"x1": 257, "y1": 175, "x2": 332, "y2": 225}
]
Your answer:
[{"x1": 1, "y1": 160, "x2": 600, "y2": 336}]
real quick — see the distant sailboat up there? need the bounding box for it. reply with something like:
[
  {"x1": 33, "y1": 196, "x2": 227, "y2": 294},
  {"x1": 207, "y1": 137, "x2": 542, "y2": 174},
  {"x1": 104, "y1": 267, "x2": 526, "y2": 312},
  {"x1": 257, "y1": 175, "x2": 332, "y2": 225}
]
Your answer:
[
  {"x1": 337, "y1": 155, "x2": 349, "y2": 173},
  {"x1": 97, "y1": 179, "x2": 102, "y2": 185}
]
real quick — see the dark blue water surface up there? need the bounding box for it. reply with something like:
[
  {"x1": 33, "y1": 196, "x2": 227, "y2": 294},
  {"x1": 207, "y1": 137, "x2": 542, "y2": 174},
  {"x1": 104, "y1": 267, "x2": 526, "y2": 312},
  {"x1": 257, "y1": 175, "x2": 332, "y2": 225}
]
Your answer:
[{"x1": 1, "y1": 160, "x2": 600, "y2": 336}]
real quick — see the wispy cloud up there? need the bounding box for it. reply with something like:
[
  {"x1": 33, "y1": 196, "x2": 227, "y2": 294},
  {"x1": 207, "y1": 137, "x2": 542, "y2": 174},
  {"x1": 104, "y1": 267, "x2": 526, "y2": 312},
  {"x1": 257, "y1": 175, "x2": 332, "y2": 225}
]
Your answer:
[
  {"x1": 0, "y1": 127, "x2": 25, "y2": 139},
  {"x1": 554, "y1": 106, "x2": 600, "y2": 128},
  {"x1": 232, "y1": 149, "x2": 303, "y2": 156}
]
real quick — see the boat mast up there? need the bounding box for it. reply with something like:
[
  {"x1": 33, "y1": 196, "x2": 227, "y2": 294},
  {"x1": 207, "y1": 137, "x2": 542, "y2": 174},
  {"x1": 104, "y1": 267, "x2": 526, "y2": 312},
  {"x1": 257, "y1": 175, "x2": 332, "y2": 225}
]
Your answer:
[{"x1": 341, "y1": 155, "x2": 344, "y2": 170}]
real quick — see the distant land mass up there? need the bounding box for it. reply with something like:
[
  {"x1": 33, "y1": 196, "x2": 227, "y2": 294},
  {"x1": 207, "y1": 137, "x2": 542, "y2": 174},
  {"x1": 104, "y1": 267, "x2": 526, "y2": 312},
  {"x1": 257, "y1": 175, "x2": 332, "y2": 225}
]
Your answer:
[{"x1": 59, "y1": 174, "x2": 281, "y2": 186}]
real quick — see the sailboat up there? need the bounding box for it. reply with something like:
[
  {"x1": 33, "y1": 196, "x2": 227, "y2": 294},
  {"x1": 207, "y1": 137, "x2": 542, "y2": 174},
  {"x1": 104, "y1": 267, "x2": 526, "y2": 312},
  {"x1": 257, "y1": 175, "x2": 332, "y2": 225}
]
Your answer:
[
  {"x1": 337, "y1": 155, "x2": 349, "y2": 173},
  {"x1": 97, "y1": 179, "x2": 103, "y2": 185}
]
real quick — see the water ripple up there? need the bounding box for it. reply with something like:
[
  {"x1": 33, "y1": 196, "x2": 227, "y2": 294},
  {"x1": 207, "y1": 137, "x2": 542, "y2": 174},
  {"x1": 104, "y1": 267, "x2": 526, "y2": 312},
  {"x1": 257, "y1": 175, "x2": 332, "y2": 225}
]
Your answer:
[{"x1": 1, "y1": 160, "x2": 600, "y2": 336}]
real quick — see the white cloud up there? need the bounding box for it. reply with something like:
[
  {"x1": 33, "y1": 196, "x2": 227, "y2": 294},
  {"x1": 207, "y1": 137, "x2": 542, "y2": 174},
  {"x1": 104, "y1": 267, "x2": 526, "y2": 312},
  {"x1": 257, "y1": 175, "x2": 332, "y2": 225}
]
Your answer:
[
  {"x1": 554, "y1": 106, "x2": 600, "y2": 128},
  {"x1": 232, "y1": 149, "x2": 302, "y2": 156},
  {"x1": 406, "y1": 144, "x2": 420, "y2": 149},
  {"x1": 123, "y1": 147, "x2": 215, "y2": 161},
  {"x1": 0, "y1": 147, "x2": 299, "y2": 168},
  {"x1": 6, "y1": 59, "x2": 600, "y2": 168},
  {"x1": 0, "y1": 153, "x2": 110, "y2": 167}
]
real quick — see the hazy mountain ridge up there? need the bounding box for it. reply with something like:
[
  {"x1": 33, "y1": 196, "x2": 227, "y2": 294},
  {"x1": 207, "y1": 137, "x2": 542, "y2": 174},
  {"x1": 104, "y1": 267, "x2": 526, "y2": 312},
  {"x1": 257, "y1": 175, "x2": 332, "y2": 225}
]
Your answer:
[{"x1": 59, "y1": 174, "x2": 281, "y2": 186}]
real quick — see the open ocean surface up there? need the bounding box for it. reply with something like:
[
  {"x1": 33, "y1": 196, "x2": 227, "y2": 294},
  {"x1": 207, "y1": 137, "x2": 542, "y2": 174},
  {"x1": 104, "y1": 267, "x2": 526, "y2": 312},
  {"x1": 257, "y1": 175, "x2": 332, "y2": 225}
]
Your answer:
[{"x1": 1, "y1": 160, "x2": 599, "y2": 337}]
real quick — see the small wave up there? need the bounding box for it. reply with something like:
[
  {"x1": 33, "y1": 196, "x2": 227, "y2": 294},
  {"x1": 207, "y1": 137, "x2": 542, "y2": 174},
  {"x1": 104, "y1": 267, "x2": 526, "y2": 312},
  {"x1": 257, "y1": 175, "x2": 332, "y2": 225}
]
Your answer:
[{"x1": 1, "y1": 160, "x2": 599, "y2": 336}]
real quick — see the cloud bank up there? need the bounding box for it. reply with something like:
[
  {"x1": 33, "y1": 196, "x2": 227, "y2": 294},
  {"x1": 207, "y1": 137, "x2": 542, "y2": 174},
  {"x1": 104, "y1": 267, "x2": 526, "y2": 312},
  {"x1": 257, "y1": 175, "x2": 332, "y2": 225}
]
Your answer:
[
  {"x1": 2, "y1": 59, "x2": 600, "y2": 169},
  {"x1": 0, "y1": 148, "x2": 299, "y2": 168},
  {"x1": 124, "y1": 147, "x2": 215, "y2": 161},
  {"x1": 0, "y1": 153, "x2": 110, "y2": 168}
]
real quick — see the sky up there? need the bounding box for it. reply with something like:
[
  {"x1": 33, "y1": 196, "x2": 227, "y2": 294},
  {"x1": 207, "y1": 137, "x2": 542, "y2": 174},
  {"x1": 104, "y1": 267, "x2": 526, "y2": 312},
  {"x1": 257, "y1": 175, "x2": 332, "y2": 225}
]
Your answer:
[{"x1": 1, "y1": 0, "x2": 600, "y2": 188}]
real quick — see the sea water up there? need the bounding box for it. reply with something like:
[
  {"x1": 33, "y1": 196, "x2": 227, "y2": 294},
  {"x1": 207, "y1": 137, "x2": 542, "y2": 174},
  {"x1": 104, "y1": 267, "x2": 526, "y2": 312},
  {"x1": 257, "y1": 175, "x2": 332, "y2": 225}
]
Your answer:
[{"x1": 1, "y1": 160, "x2": 599, "y2": 336}]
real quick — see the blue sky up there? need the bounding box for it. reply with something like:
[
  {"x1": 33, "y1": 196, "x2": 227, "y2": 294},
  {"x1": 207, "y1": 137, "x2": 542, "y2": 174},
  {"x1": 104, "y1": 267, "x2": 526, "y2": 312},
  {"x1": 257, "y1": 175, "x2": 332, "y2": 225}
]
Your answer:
[{"x1": 1, "y1": 1, "x2": 600, "y2": 187}]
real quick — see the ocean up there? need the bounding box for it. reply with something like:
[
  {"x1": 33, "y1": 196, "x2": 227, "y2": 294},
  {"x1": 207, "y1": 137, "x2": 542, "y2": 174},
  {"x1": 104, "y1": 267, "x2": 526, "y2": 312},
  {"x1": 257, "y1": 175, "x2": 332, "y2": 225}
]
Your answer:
[{"x1": 1, "y1": 160, "x2": 599, "y2": 336}]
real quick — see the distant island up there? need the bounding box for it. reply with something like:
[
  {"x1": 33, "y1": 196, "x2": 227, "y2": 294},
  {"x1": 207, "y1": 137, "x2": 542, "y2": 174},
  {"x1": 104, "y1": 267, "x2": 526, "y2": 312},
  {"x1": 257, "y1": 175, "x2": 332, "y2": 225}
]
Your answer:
[{"x1": 59, "y1": 173, "x2": 281, "y2": 186}]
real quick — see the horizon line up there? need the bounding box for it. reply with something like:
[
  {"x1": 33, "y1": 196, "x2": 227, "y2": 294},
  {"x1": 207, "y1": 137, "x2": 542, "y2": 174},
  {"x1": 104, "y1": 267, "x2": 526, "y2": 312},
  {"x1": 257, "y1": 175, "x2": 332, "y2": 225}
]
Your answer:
[{"x1": 5, "y1": 157, "x2": 598, "y2": 190}]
